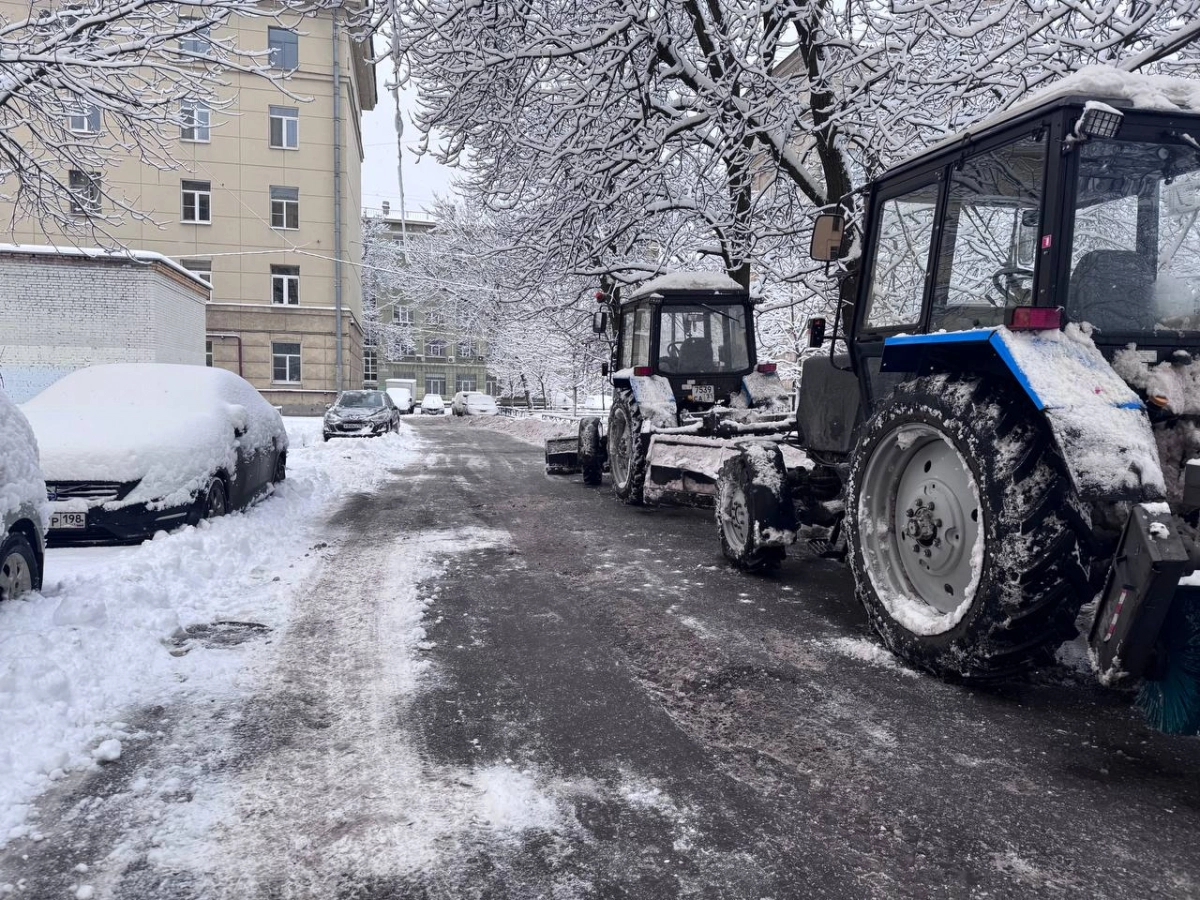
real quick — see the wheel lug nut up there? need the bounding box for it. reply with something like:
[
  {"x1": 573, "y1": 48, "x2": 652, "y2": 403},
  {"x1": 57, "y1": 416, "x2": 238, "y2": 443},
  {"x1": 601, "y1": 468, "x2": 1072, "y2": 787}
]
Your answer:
[
  {"x1": 923, "y1": 548, "x2": 931, "y2": 557},
  {"x1": 912, "y1": 543, "x2": 921, "y2": 553},
  {"x1": 926, "y1": 502, "x2": 935, "y2": 511},
  {"x1": 905, "y1": 508, "x2": 915, "y2": 518},
  {"x1": 915, "y1": 499, "x2": 924, "y2": 508},
  {"x1": 934, "y1": 538, "x2": 941, "y2": 547},
  {"x1": 935, "y1": 519, "x2": 942, "y2": 527}
]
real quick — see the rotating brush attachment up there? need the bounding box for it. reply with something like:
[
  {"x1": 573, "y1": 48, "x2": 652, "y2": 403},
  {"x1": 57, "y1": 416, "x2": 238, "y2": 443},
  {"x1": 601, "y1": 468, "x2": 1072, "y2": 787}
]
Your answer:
[{"x1": 1136, "y1": 588, "x2": 1200, "y2": 735}]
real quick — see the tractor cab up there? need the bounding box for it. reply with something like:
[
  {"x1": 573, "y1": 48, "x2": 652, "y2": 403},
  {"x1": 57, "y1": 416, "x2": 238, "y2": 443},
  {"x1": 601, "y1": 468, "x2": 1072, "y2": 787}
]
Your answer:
[{"x1": 610, "y1": 274, "x2": 756, "y2": 412}]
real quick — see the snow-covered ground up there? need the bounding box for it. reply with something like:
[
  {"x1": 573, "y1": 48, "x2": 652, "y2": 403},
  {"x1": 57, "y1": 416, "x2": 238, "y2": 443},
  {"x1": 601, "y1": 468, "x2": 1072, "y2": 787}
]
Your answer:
[
  {"x1": 0, "y1": 417, "x2": 417, "y2": 847},
  {"x1": 459, "y1": 413, "x2": 575, "y2": 446}
]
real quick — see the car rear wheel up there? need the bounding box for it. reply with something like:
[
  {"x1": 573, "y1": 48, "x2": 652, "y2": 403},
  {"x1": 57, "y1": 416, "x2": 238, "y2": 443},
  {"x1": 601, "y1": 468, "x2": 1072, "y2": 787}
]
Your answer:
[
  {"x1": 273, "y1": 452, "x2": 287, "y2": 483},
  {"x1": 0, "y1": 532, "x2": 39, "y2": 603},
  {"x1": 204, "y1": 478, "x2": 228, "y2": 519}
]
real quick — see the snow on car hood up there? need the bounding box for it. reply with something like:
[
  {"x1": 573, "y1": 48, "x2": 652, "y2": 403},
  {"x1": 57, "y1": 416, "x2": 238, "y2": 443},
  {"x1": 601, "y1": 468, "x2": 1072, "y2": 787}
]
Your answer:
[
  {"x1": 0, "y1": 387, "x2": 49, "y2": 530},
  {"x1": 22, "y1": 364, "x2": 287, "y2": 509}
]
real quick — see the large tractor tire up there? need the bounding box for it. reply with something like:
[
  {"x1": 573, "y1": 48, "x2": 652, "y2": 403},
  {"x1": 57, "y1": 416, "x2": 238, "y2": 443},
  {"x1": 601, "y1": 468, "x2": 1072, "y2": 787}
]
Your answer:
[
  {"x1": 716, "y1": 444, "x2": 796, "y2": 573},
  {"x1": 579, "y1": 417, "x2": 603, "y2": 486},
  {"x1": 608, "y1": 390, "x2": 648, "y2": 505},
  {"x1": 847, "y1": 374, "x2": 1091, "y2": 680}
]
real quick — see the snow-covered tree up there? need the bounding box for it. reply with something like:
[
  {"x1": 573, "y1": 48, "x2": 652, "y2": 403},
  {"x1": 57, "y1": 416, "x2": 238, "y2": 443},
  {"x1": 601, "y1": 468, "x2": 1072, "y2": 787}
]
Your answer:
[{"x1": 0, "y1": 0, "x2": 359, "y2": 235}]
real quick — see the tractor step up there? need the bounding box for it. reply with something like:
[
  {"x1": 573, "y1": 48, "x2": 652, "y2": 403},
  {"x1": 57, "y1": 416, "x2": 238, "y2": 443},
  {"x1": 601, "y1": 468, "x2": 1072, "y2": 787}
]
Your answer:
[{"x1": 545, "y1": 437, "x2": 581, "y2": 475}]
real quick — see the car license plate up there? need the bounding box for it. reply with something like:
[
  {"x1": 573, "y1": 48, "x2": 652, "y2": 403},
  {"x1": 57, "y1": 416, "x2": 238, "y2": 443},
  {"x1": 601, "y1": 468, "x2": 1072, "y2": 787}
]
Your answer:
[
  {"x1": 51, "y1": 512, "x2": 86, "y2": 530},
  {"x1": 691, "y1": 384, "x2": 715, "y2": 402}
]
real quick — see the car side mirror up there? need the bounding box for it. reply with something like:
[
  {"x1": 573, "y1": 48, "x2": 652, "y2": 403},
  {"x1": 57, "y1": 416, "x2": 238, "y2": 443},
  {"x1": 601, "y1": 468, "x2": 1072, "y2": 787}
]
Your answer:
[
  {"x1": 592, "y1": 311, "x2": 608, "y2": 334},
  {"x1": 810, "y1": 213, "x2": 845, "y2": 261}
]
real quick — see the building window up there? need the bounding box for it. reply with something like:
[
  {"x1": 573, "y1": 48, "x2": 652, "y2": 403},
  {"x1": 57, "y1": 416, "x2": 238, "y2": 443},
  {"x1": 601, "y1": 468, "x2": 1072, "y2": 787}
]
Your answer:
[
  {"x1": 181, "y1": 100, "x2": 210, "y2": 142},
  {"x1": 426, "y1": 310, "x2": 445, "y2": 326},
  {"x1": 68, "y1": 170, "x2": 100, "y2": 214},
  {"x1": 456, "y1": 340, "x2": 477, "y2": 358},
  {"x1": 271, "y1": 265, "x2": 300, "y2": 305},
  {"x1": 181, "y1": 259, "x2": 212, "y2": 293},
  {"x1": 425, "y1": 375, "x2": 446, "y2": 396},
  {"x1": 485, "y1": 376, "x2": 499, "y2": 396},
  {"x1": 205, "y1": 340, "x2": 213, "y2": 367},
  {"x1": 270, "y1": 186, "x2": 299, "y2": 230},
  {"x1": 269, "y1": 106, "x2": 299, "y2": 149},
  {"x1": 425, "y1": 339, "x2": 446, "y2": 358},
  {"x1": 178, "y1": 18, "x2": 212, "y2": 56},
  {"x1": 363, "y1": 348, "x2": 377, "y2": 385},
  {"x1": 455, "y1": 375, "x2": 477, "y2": 392},
  {"x1": 181, "y1": 179, "x2": 211, "y2": 223},
  {"x1": 268, "y1": 27, "x2": 298, "y2": 70},
  {"x1": 272, "y1": 342, "x2": 301, "y2": 383},
  {"x1": 394, "y1": 306, "x2": 413, "y2": 325},
  {"x1": 68, "y1": 105, "x2": 100, "y2": 134}
]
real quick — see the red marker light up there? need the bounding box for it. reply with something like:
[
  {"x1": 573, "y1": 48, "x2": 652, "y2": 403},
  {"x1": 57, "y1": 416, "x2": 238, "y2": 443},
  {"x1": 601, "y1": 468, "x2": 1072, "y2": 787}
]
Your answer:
[
  {"x1": 633, "y1": 366, "x2": 653, "y2": 376},
  {"x1": 756, "y1": 363, "x2": 777, "y2": 374},
  {"x1": 1009, "y1": 306, "x2": 1063, "y2": 331},
  {"x1": 595, "y1": 291, "x2": 607, "y2": 302}
]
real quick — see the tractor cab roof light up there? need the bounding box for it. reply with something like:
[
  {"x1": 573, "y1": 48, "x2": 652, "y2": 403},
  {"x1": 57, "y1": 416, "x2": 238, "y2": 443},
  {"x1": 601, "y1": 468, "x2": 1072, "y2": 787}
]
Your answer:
[
  {"x1": 756, "y1": 363, "x2": 777, "y2": 374},
  {"x1": 1009, "y1": 306, "x2": 1064, "y2": 331},
  {"x1": 633, "y1": 365, "x2": 654, "y2": 376},
  {"x1": 1067, "y1": 102, "x2": 1124, "y2": 152}
]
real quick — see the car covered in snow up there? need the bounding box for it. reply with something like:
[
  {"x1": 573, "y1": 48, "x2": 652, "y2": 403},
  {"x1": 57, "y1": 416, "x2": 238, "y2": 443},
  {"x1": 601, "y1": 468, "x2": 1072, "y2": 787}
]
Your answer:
[
  {"x1": 323, "y1": 390, "x2": 400, "y2": 440},
  {"x1": 0, "y1": 388, "x2": 48, "y2": 601},
  {"x1": 450, "y1": 391, "x2": 499, "y2": 417},
  {"x1": 420, "y1": 393, "x2": 446, "y2": 415},
  {"x1": 22, "y1": 364, "x2": 288, "y2": 544}
]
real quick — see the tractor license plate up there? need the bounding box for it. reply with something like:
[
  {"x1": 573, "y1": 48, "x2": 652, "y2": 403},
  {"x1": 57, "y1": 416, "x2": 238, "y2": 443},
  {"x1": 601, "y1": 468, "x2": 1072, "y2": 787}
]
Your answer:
[
  {"x1": 51, "y1": 512, "x2": 86, "y2": 530},
  {"x1": 691, "y1": 384, "x2": 715, "y2": 402}
]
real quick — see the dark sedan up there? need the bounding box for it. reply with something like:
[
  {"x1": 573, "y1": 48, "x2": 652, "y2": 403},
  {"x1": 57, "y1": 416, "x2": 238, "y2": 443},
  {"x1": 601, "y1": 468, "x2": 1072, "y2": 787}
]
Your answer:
[{"x1": 323, "y1": 390, "x2": 400, "y2": 440}]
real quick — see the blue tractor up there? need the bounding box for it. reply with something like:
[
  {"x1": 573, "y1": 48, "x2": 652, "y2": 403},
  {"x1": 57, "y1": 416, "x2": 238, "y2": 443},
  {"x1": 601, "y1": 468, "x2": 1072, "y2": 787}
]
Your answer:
[{"x1": 745, "y1": 76, "x2": 1200, "y2": 731}]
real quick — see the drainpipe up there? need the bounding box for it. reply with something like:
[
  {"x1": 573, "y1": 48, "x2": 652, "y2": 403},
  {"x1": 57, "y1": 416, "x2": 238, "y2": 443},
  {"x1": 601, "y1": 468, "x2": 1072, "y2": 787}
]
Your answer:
[
  {"x1": 332, "y1": 9, "x2": 344, "y2": 391},
  {"x1": 206, "y1": 332, "x2": 243, "y2": 376}
]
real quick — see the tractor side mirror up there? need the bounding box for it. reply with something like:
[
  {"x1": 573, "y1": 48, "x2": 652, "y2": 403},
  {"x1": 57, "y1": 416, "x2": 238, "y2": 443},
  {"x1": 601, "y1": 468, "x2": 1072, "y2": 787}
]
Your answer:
[
  {"x1": 808, "y1": 317, "x2": 827, "y2": 348},
  {"x1": 592, "y1": 311, "x2": 608, "y2": 334},
  {"x1": 600, "y1": 362, "x2": 610, "y2": 377},
  {"x1": 810, "y1": 214, "x2": 845, "y2": 262}
]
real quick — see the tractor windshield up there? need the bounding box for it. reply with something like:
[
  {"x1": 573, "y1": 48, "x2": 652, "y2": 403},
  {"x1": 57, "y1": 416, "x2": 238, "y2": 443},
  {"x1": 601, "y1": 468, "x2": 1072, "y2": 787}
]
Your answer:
[
  {"x1": 657, "y1": 303, "x2": 751, "y2": 374},
  {"x1": 1069, "y1": 135, "x2": 1200, "y2": 336}
]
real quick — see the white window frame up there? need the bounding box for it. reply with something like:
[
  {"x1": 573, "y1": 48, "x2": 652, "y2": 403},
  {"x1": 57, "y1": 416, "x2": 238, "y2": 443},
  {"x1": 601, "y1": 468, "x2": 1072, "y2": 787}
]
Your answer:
[
  {"x1": 178, "y1": 17, "x2": 212, "y2": 57},
  {"x1": 426, "y1": 311, "x2": 445, "y2": 326},
  {"x1": 271, "y1": 265, "x2": 300, "y2": 305},
  {"x1": 267, "y1": 27, "x2": 298, "y2": 70},
  {"x1": 425, "y1": 375, "x2": 447, "y2": 396},
  {"x1": 181, "y1": 100, "x2": 211, "y2": 142},
  {"x1": 68, "y1": 170, "x2": 100, "y2": 214},
  {"x1": 394, "y1": 306, "x2": 413, "y2": 325},
  {"x1": 68, "y1": 105, "x2": 100, "y2": 134},
  {"x1": 269, "y1": 106, "x2": 299, "y2": 149},
  {"x1": 181, "y1": 259, "x2": 212, "y2": 294},
  {"x1": 205, "y1": 340, "x2": 213, "y2": 367},
  {"x1": 272, "y1": 342, "x2": 302, "y2": 383},
  {"x1": 363, "y1": 347, "x2": 377, "y2": 384},
  {"x1": 456, "y1": 340, "x2": 477, "y2": 358},
  {"x1": 181, "y1": 179, "x2": 211, "y2": 224},
  {"x1": 425, "y1": 339, "x2": 447, "y2": 358},
  {"x1": 455, "y1": 375, "x2": 477, "y2": 393},
  {"x1": 270, "y1": 186, "x2": 299, "y2": 230}
]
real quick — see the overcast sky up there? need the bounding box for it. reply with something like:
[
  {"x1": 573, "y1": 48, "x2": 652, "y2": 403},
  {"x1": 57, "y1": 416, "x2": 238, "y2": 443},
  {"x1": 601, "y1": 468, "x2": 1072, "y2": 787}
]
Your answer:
[{"x1": 360, "y1": 60, "x2": 458, "y2": 217}]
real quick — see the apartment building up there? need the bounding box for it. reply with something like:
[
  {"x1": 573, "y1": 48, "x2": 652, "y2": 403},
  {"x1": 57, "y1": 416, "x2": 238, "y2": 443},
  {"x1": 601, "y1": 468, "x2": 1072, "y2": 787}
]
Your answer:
[
  {"x1": 0, "y1": 6, "x2": 377, "y2": 414},
  {"x1": 365, "y1": 208, "x2": 492, "y2": 400}
]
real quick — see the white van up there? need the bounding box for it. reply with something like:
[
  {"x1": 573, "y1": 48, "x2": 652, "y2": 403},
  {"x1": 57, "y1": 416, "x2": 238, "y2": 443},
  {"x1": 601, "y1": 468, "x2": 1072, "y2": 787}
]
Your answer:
[{"x1": 385, "y1": 386, "x2": 415, "y2": 414}]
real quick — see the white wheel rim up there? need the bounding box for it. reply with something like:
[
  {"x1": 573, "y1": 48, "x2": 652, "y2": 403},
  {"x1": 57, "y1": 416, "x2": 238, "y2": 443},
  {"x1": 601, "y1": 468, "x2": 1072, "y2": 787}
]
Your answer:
[
  {"x1": 722, "y1": 485, "x2": 751, "y2": 552},
  {"x1": 609, "y1": 409, "x2": 631, "y2": 487},
  {"x1": 0, "y1": 549, "x2": 33, "y2": 601},
  {"x1": 858, "y1": 423, "x2": 982, "y2": 635}
]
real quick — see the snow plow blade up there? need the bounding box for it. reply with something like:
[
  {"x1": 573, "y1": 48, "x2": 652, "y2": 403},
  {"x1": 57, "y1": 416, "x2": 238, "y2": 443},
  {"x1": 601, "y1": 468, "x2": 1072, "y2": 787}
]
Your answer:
[
  {"x1": 545, "y1": 437, "x2": 581, "y2": 475},
  {"x1": 1089, "y1": 503, "x2": 1193, "y2": 682}
]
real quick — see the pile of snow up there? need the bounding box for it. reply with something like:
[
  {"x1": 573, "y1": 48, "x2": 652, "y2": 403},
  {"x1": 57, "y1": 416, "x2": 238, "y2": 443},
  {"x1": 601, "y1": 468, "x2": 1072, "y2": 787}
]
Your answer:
[
  {"x1": 0, "y1": 417, "x2": 416, "y2": 846},
  {"x1": 462, "y1": 414, "x2": 575, "y2": 446},
  {"x1": 1017, "y1": 66, "x2": 1200, "y2": 116},
  {"x1": 22, "y1": 364, "x2": 287, "y2": 510},
  {"x1": 629, "y1": 271, "x2": 744, "y2": 298},
  {"x1": 0, "y1": 387, "x2": 48, "y2": 533}
]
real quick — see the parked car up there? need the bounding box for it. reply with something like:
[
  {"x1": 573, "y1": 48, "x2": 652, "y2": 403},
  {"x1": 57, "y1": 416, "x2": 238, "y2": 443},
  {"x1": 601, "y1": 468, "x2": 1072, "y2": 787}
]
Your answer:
[
  {"x1": 451, "y1": 391, "x2": 499, "y2": 417},
  {"x1": 0, "y1": 388, "x2": 47, "y2": 601},
  {"x1": 324, "y1": 390, "x2": 400, "y2": 440},
  {"x1": 22, "y1": 364, "x2": 288, "y2": 545},
  {"x1": 420, "y1": 393, "x2": 446, "y2": 415},
  {"x1": 385, "y1": 386, "x2": 415, "y2": 415}
]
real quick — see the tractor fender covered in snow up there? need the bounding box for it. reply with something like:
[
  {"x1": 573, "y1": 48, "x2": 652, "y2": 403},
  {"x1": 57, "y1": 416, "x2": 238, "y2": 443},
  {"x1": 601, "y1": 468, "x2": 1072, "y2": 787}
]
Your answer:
[
  {"x1": 880, "y1": 325, "x2": 1165, "y2": 503},
  {"x1": 611, "y1": 369, "x2": 678, "y2": 429}
]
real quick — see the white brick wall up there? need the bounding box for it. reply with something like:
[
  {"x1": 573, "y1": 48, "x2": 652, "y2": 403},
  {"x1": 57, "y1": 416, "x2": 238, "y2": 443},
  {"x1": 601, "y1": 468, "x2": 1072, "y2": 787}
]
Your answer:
[{"x1": 0, "y1": 252, "x2": 207, "y2": 401}]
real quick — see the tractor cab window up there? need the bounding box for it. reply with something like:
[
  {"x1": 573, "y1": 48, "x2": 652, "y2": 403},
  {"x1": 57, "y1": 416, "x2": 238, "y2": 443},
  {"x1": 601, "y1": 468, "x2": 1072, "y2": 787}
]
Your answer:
[
  {"x1": 657, "y1": 303, "x2": 751, "y2": 374},
  {"x1": 620, "y1": 304, "x2": 653, "y2": 368},
  {"x1": 931, "y1": 135, "x2": 1046, "y2": 331},
  {"x1": 1069, "y1": 137, "x2": 1200, "y2": 334},
  {"x1": 863, "y1": 181, "x2": 939, "y2": 330}
]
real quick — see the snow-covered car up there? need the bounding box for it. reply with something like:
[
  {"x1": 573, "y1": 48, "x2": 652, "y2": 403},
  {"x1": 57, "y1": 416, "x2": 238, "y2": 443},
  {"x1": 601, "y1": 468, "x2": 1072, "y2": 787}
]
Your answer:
[
  {"x1": 0, "y1": 388, "x2": 48, "y2": 601},
  {"x1": 420, "y1": 393, "x2": 446, "y2": 415},
  {"x1": 451, "y1": 391, "x2": 499, "y2": 417},
  {"x1": 22, "y1": 364, "x2": 288, "y2": 545},
  {"x1": 385, "y1": 386, "x2": 415, "y2": 415},
  {"x1": 323, "y1": 390, "x2": 400, "y2": 440}
]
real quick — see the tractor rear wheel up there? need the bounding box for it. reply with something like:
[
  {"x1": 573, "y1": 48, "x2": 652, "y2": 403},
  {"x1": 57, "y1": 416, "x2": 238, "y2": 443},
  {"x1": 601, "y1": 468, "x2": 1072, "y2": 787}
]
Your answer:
[
  {"x1": 847, "y1": 374, "x2": 1091, "y2": 680},
  {"x1": 579, "y1": 417, "x2": 603, "y2": 486},
  {"x1": 608, "y1": 390, "x2": 648, "y2": 505},
  {"x1": 716, "y1": 444, "x2": 794, "y2": 573}
]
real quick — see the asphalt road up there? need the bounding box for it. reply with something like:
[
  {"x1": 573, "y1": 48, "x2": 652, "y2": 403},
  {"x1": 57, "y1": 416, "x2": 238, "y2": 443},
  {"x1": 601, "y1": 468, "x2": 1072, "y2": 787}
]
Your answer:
[{"x1": 5, "y1": 418, "x2": 1200, "y2": 899}]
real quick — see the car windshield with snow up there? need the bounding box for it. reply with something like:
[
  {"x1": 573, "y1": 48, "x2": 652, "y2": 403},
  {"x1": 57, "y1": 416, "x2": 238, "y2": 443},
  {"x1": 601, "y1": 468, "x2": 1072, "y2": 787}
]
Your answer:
[
  {"x1": 22, "y1": 364, "x2": 288, "y2": 544},
  {"x1": 323, "y1": 389, "x2": 399, "y2": 440},
  {"x1": 451, "y1": 392, "x2": 499, "y2": 416},
  {"x1": 0, "y1": 388, "x2": 48, "y2": 601}
]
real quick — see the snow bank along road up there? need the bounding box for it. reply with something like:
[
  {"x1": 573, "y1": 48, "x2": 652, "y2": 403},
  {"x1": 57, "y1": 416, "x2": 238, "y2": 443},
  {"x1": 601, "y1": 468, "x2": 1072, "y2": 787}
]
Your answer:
[{"x1": 4, "y1": 417, "x2": 1200, "y2": 898}]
